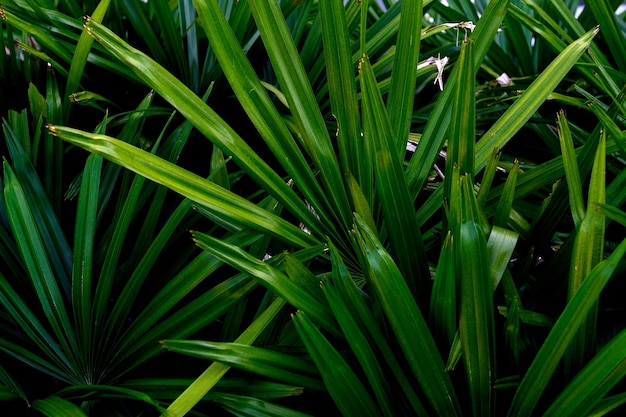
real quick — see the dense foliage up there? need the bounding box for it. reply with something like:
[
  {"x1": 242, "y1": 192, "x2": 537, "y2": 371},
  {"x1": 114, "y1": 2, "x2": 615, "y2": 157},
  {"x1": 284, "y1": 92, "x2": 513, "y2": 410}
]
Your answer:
[{"x1": 1, "y1": 0, "x2": 626, "y2": 416}]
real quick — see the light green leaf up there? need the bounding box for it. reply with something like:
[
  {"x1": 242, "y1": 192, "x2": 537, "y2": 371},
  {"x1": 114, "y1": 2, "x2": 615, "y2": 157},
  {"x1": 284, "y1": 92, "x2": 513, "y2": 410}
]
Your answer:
[
  {"x1": 80, "y1": 17, "x2": 322, "y2": 236},
  {"x1": 160, "y1": 340, "x2": 324, "y2": 391},
  {"x1": 487, "y1": 226, "x2": 518, "y2": 291},
  {"x1": 163, "y1": 298, "x2": 286, "y2": 417},
  {"x1": 475, "y1": 26, "x2": 599, "y2": 171},
  {"x1": 48, "y1": 125, "x2": 317, "y2": 249},
  {"x1": 31, "y1": 396, "x2": 87, "y2": 417}
]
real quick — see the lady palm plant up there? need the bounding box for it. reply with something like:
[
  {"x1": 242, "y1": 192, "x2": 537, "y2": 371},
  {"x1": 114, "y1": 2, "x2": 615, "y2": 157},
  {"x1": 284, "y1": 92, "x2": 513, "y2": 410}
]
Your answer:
[
  {"x1": 2, "y1": 0, "x2": 626, "y2": 416},
  {"x1": 1, "y1": 84, "x2": 312, "y2": 414},
  {"x1": 1, "y1": 0, "x2": 317, "y2": 415}
]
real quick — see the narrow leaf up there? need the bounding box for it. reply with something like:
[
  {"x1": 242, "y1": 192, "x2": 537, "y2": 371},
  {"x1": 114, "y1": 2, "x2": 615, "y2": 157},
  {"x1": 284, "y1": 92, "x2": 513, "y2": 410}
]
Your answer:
[
  {"x1": 475, "y1": 27, "x2": 599, "y2": 171},
  {"x1": 48, "y1": 126, "x2": 318, "y2": 249},
  {"x1": 353, "y1": 215, "x2": 461, "y2": 416},
  {"x1": 191, "y1": 231, "x2": 337, "y2": 336},
  {"x1": 81, "y1": 17, "x2": 322, "y2": 237},
  {"x1": 455, "y1": 173, "x2": 494, "y2": 417},
  {"x1": 543, "y1": 328, "x2": 626, "y2": 417},
  {"x1": 557, "y1": 111, "x2": 585, "y2": 228},
  {"x1": 64, "y1": 0, "x2": 111, "y2": 121},
  {"x1": 507, "y1": 237, "x2": 626, "y2": 417},
  {"x1": 164, "y1": 298, "x2": 285, "y2": 416},
  {"x1": 32, "y1": 396, "x2": 87, "y2": 417},
  {"x1": 293, "y1": 311, "x2": 381, "y2": 417},
  {"x1": 565, "y1": 129, "x2": 606, "y2": 376},
  {"x1": 387, "y1": 0, "x2": 424, "y2": 157},
  {"x1": 359, "y1": 54, "x2": 429, "y2": 299},
  {"x1": 160, "y1": 340, "x2": 324, "y2": 391},
  {"x1": 247, "y1": 0, "x2": 352, "y2": 229}
]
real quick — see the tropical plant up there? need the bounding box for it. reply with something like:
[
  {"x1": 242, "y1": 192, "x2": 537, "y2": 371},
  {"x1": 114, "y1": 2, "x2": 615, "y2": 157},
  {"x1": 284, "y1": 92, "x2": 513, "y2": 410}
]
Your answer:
[
  {"x1": 2, "y1": 0, "x2": 626, "y2": 416},
  {"x1": 0, "y1": 0, "x2": 315, "y2": 415}
]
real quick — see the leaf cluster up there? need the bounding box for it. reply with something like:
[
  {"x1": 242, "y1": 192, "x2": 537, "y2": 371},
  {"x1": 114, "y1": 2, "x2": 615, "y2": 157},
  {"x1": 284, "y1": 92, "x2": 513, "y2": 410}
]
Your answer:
[{"x1": 1, "y1": 0, "x2": 626, "y2": 416}]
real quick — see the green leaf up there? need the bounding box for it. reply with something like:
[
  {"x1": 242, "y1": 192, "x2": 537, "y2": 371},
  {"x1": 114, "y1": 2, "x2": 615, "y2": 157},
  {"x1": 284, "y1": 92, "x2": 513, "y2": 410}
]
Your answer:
[
  {"x1": 359, "y1": 54, "x2": 429, "y2": 298},
  {"x1": 293, "y1": 311, "x2": 381, "y2": 417},
  {"x1": 317, "y1": 0, "x2": 362, "y2": 189},
  {"x1": 446, "y1": 37, "x2": 476, "y2": 182},
  {"x1": 284, "y1": 255, "x2": 325, "y2": 303},
  {"x1": 0, "y1": 275, "x2": 75, "y2": 383},
  {"x1": 386, "y1": 0, "x2": 424, "y2": 157},
  {"x1": 543, "y1": 328, "x2": 626, "y2": 417},
  {"x1": 246, "y1": 0, "x2": 352, "y2": 230},
  {"x1": 430, "y1": 231, "x2": 457, "y2": 347},
  {"x1": 0, "y1": 365, "x2": 27, "y2": 403},
  {"x1": 2, "y1": 162, "x2": 77, "y2": 366},
  {"x1": 192, "y1": 0, "x2": 332, "y2": 239},
  {"x1": 64, "y1": 0, "x2": 112, "y2": 121},
  {"x1": 44, "y1": 64, "x2": 64, "y2": 209},
  {"x1": 477, "y1": 148, "x2": 501, "y2": 209},
  {"x1": 112, "y1": 230, "x2": 261, "y2": 365},
  {"x1": 57, "y1": 384, "x2": 164, "y2": 411},
  {"x1": 31, "y1": 396, "x2": 87, "y2": 417},
  {"x1": 80, "y1": 17, "x2": 322, "y2": 238},
  {"x1": 353, "y1": 215, "x2": 462, "y2": 416},
  {"x1": 486, "y1": 226, "x2": 518, "y2": 291},
  {"x1": 475, "y1": 26, "x2": 599, "y2": 171},
  {"x1": 71, "y1": 154, "x2": 102, "y2": 362},
  {"x1": 191, "y1": 231, "x2": 337, "y2": 336},
  {"x1": 345, "y1": 171, "x2": 377, "y2": 234},
  {"x1": 493, "y1": 160, "x2": 519, "y2": 229},
  {"x1": 0, "y1": 6, "x2": 75, "y2": 65},
  {"x1": 406, "y1": 0, "x2": 509, "y2": 197},
  {"x1": 585, "y1": 0, "x2": 626, "y2": 71},
  {"x1": 327, "y1": 242, "x2": 427, "y2": 415},
  {"x1": 163, "y1": 298, "x2": 286, "y2": 416},
  {"x1": 557, "y1": 111, "x2": 585, "y2": 228},
  {"x1": 598, "y1": 203, "x2": 626, "y2": 227},
  {"x1": 48, "y1": 125, "x2": 317, "y2": 249},
  {"x1": 507, "y1": 237, "x2": 626, "y2": 417},
  {"x1": 565, "y1": 129, "x2": 606, "y2": 375},
  {"x1": 322, "y1": 279, "x2": 396, "y2": 416},
  {"x1": 587, "y1": 393, "x2": 626, "y2": 417},
  {"x1": 160, "y1": 340, "x2": 324, "y2": 391},
  {"x1": 454, "y1": 173, "x2": 494, "y2": 417},
  {"x1": 3, "y1": 118, "x2": 72, "y2": 284},
  {"x1": 216, "y1": 393, "x2": 315, "y2": 417}
]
